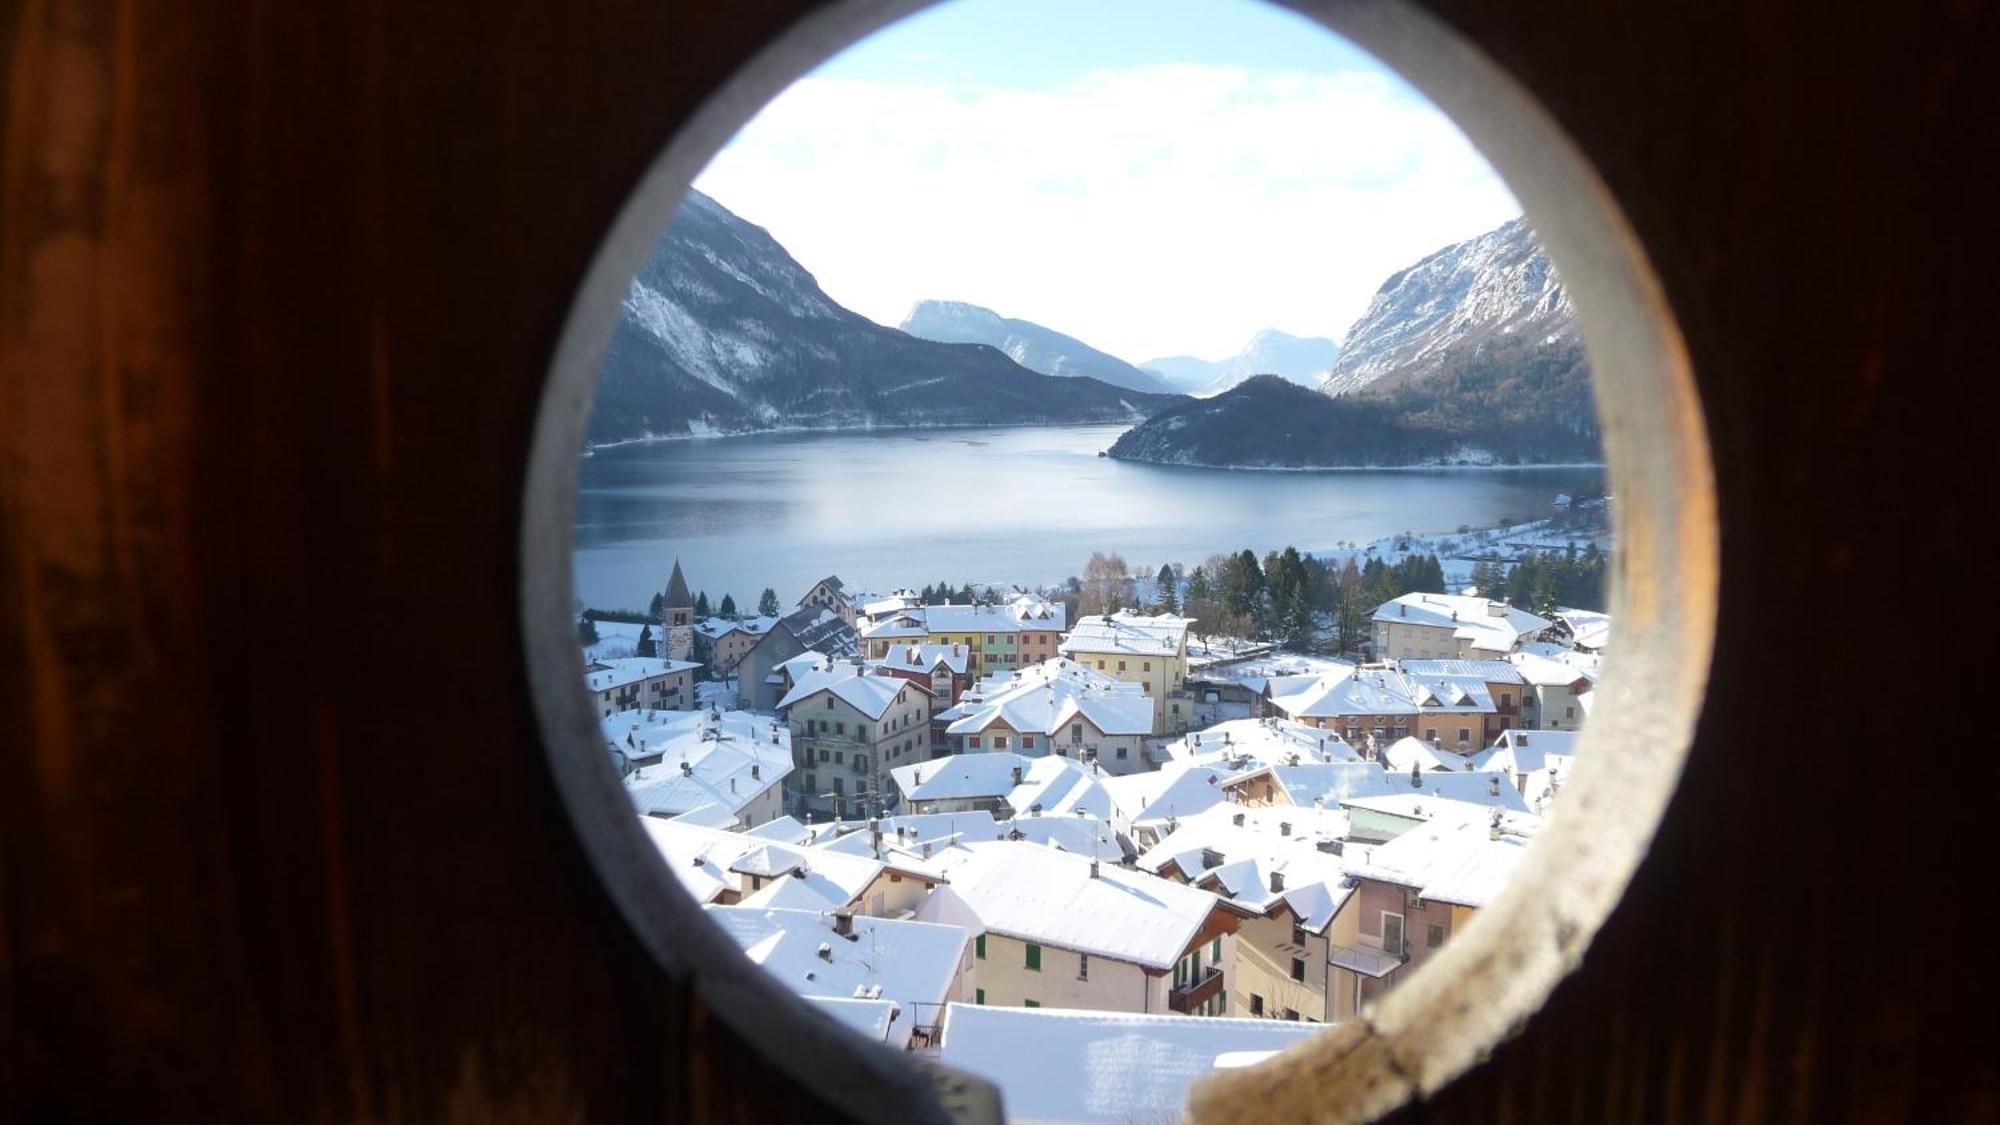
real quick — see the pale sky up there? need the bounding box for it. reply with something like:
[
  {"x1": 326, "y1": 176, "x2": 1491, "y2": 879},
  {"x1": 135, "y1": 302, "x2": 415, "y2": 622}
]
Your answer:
[{"x1": 692, "y1": 0, "x2": 1521, "y2": 363}]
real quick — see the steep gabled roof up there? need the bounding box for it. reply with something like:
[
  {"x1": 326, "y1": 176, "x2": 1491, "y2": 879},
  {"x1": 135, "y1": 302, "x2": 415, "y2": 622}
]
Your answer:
[{"x1": 665, "y1": 560, "x2": 692, "y2": 609}]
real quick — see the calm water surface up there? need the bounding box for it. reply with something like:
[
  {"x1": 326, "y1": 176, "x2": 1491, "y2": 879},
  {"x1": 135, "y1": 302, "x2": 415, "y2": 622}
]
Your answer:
[{"x1": 572, "y1": 424, "x2": 1603, "y2": 610}]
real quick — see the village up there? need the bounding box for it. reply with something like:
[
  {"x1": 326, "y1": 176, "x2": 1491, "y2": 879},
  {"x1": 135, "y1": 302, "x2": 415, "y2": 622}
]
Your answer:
[{"x1": 577, "y1": 547, "x2": 1609, "y2": 1121}]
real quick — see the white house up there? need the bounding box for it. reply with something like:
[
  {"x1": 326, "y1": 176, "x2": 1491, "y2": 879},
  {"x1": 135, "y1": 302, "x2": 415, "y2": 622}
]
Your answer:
[
  {"x1": 937, "y1": 657, "x2": 1154, "y2": 774},
  {"x1": 704, "y1": 905, "x2": 976, "y2": 1050},
  {"x1": 917, "y1": 840, "x2": 1238, "y2": 1017},
  {"x1": 616, "y1": 709, "x2": 793, "y2": 827},
  {"x1": 1371, "y1": 593, "x2": 1549, "y2": 661},
  {"x1": 582, "y1": 657, "x2": 700, "y2": 718}
]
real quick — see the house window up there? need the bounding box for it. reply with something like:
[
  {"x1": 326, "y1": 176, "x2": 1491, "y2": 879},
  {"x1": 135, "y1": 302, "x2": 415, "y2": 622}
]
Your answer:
[
  {"x1": 825, "y1": 698, "x2": 834, "y2": 709},
  {"x1": 1250, "y1": 994, "x2": 1265, "y2": 1016},
  {"x1": 1428, "y1": 923, "x2": 1445, "y2": 948},
  {"x1": 1079, "y1": 953, "x2": 1089, "y2": 980},
  {"x1": 968, "y1": 736, "x2": 981, "y2": 749},
  {"x1": 1382, "y1": 912, "x2": 1405, "y2": 956},
  {"x1": 835, "y1": 722, "x2": 844, "y2": 735},
  {"x1": 1458, "y1": 727, "x2": 1471, "y2": 743},
  {"x1": 1026, "y1": 943, "x2": 1041, "y2": 971},
  {"x1": 1291, "y1": 925, "x2": 1305, "y2": 947},
  {"x1": 856, "y1": 725, "x2": 867, "y2": 741},
  {"x1": 833, "y1": 751, "x2": 843, "y2": 764},
  {"x1": 1291, "y1": 957, "x2": 1306, "y2": 982},
  {"x1": 818, "y1": 749, "x2": 829, "y2": 763},
  {"x1": 1144, "y1": 662, "x2": 1151, "y2": 672},
  {"x1": 1425, "y1": 728, "x2": 1437, "y2": 741},
  {"x1": 1116, "y1": 746, "x2": 1128, "y2": 759},
  {"x1": 1283, "y1": 1008, "x2": 1300, "y2": 1021},
  {"x1": 975, "y1": 934, "x2": 986, "y2": 959},
  {"x1": 1022, "y1": 735, "x2": 1035, "y2": 750},
  {"x1": 994, "y1": 736, "x2": 1008, "y2": 750},
  {"x1": 975, "y1": 989, "x2": 985, "y2": 1005},
  {"x1": 832, "y1": 778, "x2": 844, "y2": 794},
  {"x1": 1118, "y1": 661, "x2": 1127, "y2": 672},
  {"x1": 1023, "y1": 999, "x2": 1040, "y2": 1009}
]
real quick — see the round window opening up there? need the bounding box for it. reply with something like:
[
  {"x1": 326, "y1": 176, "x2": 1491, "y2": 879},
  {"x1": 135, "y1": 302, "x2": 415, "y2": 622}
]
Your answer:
[{"x1": 523, "y1": 2, "x2": 1716, "y2": 1122}]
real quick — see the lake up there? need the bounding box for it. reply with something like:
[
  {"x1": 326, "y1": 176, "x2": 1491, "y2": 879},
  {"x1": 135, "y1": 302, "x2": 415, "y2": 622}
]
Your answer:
[{"x1": 572, "y1": 424, "x2": 1604, "y2": 611}]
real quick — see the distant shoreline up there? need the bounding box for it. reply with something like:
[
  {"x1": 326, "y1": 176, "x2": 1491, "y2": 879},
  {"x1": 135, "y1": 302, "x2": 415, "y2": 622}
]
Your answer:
[
  {"x1": 1105, "y1": 453, "x2": 1607, "y2": 474},
  {"x1": 584, "y1": 416, "x2": 1147, "y2": 454}
]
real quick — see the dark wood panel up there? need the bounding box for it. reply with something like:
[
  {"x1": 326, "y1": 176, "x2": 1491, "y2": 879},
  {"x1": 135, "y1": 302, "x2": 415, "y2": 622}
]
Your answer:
[{"x1": 4, "y1": 0, "x2": 1997, "y2": 1121}]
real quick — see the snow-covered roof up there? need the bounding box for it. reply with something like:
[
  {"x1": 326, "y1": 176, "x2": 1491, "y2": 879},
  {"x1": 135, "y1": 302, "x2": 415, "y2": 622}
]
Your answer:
[
  {"x1": 616, "y1": 710, "x2": 794, "y2": 820},
  {"x1": 920, "y1": 841, "x2": 1220, "y2": 969},
  {"x1": 1508, "y1": 648, "x2": 1597, "y2": 687},
  {"x1": 637, "y1": 817, "x2": 886, "y2": 909},
  {"x1": 872, "y1": 642, "x2": 971, "y2": 676},
  {"x1": 801, "y1": 996, "x2": 899, "y2": 1044},
  {"x1": 1397, "y1": 658, "x2": 1524, "y2": 684},
  {"x1": 1348, "y1": 811, "x2": 1532, "y2": 908},
  {"x1": 891, "y1": 753, "x2": 1037, "y2": 804},
  {"x1": 1005, "y1": 755, "x2": 1114, "y2": 820},
  {"x1": 695, "y1": 614, "x2": 777, "y2": 641},
  {"x1": 1161, "y1": 716, "x2": 1363, "y2": 770},
  {"x1": 706, "y1": 905, "x2": 970, "y2": 1047},
  {"x1": 1381, "y1": 736, "x2": 1478, "y2": 774},
  {"x1": 1469, "y1": 729, "x2": 1583, "y2": 777},
  {"x1": 862, "y1": 597, "x2": 1068, "y2": 640},
  {"x1": 1263, "y1": 663, "x2": 1501, "y2": 721},
  {"x1": 999, "y1": 813, "x2": 1128, "y2": 858},
  {"x1": 1556, "y1": 608, "x2": 1612, "y2": 651},
  {"x1": 938, "y1": 1004, "x2": 1325, "y2": 1124},
  {"x1": 938, "y1": 658, "x2": 1152, "y2": 739},
  {"x1": 1101, "y1": 765, "x2": 1230, "y2": 830},
  {"x1": 776, "y1": 662, "x2": 924, "y2": 719},
  {"x1": 771, "y1": 605, "x2": 860, "y2": 656},
  {"x1": 1339, "y1": 768, "x2": 1535, "y2": 822},
  {"x1": 1138, "y1": 804, "x2": 1358, "y2": 929},
  {"x1": 1373, "y1": 593, "x2": 1550, "y2": 654},
  {"x1": 1059, "y1": 612, "x2": 1194, "y2": 659},
  {"x1": 1267, "y1": 762, "x2": 1401, "y2": 809},
  {"x1": 582, "y1": 657, "x2": 700, "y2": 692}
]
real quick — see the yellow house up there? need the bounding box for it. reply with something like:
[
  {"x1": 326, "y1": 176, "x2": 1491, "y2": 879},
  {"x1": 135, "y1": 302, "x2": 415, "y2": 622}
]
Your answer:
[{"x1": 1059, "y1": 611, "x2": 1194, "y2": 735}]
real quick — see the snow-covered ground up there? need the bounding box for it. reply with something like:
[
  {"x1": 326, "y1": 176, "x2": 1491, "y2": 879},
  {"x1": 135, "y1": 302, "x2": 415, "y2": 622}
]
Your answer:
[{"x1": 1312, "y1": 496, "x2": 1613, "y2": 592}]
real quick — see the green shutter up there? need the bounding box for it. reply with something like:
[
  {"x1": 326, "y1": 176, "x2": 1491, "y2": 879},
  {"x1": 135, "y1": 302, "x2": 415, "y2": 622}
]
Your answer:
[
  {"x1": 1026, "y1": 943, "x2": 1041, "y2": 971},
  {"x1": 975, "y1": 934, "x2": 986, "y2": 960},
  {"x1": 1212, "y1": 937, "x2": 1222, "y2": 962},
  {"x1": 1023, "y1": 999, "x2": 1040, "y2": 1008},
  {"x1": 975, "y1": 989, "x2": 985, "y2": 1005}
]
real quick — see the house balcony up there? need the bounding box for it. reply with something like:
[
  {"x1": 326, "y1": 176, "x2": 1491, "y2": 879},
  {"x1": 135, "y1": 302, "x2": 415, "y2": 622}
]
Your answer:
[
  {"x1": 1328, "y1": 942, "x2": 1404, "y2": 980},
  {"x1": 1169, "y1": 966, "x2": 1224, "y2": 1013}
]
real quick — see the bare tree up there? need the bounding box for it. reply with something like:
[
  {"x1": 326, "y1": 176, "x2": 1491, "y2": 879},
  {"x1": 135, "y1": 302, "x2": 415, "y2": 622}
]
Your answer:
[{"x1": 1078, "y1": 551, "x2": 1132, "y2": 617}]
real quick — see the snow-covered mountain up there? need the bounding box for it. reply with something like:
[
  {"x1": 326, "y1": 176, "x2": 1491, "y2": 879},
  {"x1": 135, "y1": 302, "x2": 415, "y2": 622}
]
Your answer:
[
  {"x1": 1108, "y1": 219, "x2": 1598, "y2": 469},
  {"x1": 588, "y1": 192, "x2": 1183, "y2": 444},
  {"x1": 1320, "y1": 218, "x2": 1577, "y2": 398},
  {"x1": 898, "y1": 300, "x2": 1174, "y2": 395},
  {"x1": 1141, "y1": 329, "x2": 1340, "y2": 396}
]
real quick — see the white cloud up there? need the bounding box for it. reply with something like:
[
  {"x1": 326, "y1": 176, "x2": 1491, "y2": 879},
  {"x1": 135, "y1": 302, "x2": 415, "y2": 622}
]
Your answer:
[{"x1": 692, "y1": 63, "x2": 1519, "y2": 362}]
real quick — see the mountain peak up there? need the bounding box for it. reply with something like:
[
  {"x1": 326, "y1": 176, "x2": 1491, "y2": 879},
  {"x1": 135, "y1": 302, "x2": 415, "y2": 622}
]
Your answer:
[{"x1": 899, "y1": 301, "x2": 1173, "y2": 395}]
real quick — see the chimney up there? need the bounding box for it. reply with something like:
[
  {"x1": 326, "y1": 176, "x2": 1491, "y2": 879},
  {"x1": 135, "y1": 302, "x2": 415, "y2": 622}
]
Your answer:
[
  {"x1": 1232, "y1": 812, "x2": 1245, "y2": 827},
  {"x1": 1411, "y1": 762, "x2": 1423, "y2": 788},
  {"x1": 1399, "y1": 603, "x2": 1407, "y2": 617},
  {"x1": 1487, "y1": 600, "x2": 1508, "y2": 618},
  {"x1": 1090, "y1": 859, "x2": 1101, "y2": 879},
  {"x1": 680, "y1": 760, "x2": 692, "y2": 777},
  {"x1": 1489, "y1": 775, "x2": 1502, "y2": 796},
  {"x1": 1269, "y1": 871, "x2": 1285, "y2": 892},
  {"x1": 1031, "y1": 804, "x2": 1043, "y2": 818},
  {"x1": 1011, "y1": 767, "x2": 1023, "y2": 785},
  {"x1": 833, "y1": 911, "x2": 855, "y2": 939},
  {"x1": 922, "y1": 841, "x2": 933, "y2": 858},
  {"x1": 751, "y1": 764, "x2": 761, "y2": 779},
  {"x1": 1280, "y1": 821, "x2": 1292, "y2": 837},
  {"x1": 817, "y1": 942, "x2": 834, "y2": 962},
  {"x1": 1317, "y1": 839, "x2": 1344, "y2": 856}
]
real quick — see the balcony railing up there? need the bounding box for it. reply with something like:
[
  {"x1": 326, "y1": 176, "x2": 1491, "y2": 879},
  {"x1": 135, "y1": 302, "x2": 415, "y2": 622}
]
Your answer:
[
  {"x1": 1328, "y1": 942, "x2": 1404, "y2": 979},
  {"x1": 1169, "y1": 965, "x2": 1224, "y2": 1013}
]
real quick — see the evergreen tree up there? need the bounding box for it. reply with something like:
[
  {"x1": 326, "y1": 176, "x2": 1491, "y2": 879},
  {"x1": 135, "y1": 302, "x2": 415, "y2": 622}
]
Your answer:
[
  {"x1": 577, "y1": 617, "x2": 600, "y2": 647},
  {"x1": 635, "y1": 624, "x2": 657, "y2": 658},
  {"x1": 694, "y1": 591, "x2": 712, "y2": 618},
  {"x1": 648, "y1": 591, "x2": 666, "y2": 620},
  {"x1": 719, "y1": 593, "x2": 737, "y2": 618},
  {"x1": 958, "y1": 583, "x2": 975, "y2": 605},
  {"x1": 1156, "y1": 563, "x2": 1178, "y2": 613},
  {"x1": 758, "y1": 587, "x2": 780, "y2": 616}
]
